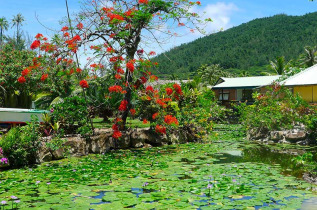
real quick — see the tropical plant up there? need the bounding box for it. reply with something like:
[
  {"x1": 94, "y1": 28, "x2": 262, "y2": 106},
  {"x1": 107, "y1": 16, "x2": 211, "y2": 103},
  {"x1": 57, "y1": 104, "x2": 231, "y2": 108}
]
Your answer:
[
  {"x1": 269, "y1": 56, "x2": 289, "y2": 75},
  {"x1": 11, "y1": 13, "x2": 25, "y2": 49},
  {"x1": 197, "y1": 64, "x2": 234, "y2": 85},
  {"x1": 0, "y1": 17, "x2": 9, "y2": 47},
  {"x1": 300, "y1": 45, "x2": 317, "y2": 67}
]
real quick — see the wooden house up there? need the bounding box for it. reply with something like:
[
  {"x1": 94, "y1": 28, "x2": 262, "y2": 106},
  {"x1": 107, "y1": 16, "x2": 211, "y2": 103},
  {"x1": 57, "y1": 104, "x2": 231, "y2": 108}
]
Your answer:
[{"x1": 212, "y1": 76, "x2": 281, "y2": 107}]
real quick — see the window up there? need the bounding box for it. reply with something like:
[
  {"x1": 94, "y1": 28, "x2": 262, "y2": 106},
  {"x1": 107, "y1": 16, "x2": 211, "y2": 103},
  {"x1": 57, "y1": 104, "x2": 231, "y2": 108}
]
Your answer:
[{"x1": 219, "y1": 90, "x2": 229, "y2": 101}]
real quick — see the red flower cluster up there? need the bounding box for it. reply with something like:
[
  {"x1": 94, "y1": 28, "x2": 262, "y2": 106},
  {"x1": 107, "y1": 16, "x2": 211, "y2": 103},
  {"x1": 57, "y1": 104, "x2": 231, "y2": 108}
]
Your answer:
[
  {"x1": 108, "y1": 13, "x2": 124, "y2": 23},
  {"x1": 139, "y1": 0, "x2": 149, "y2": 4},
  {"x1": 152, "y1": 112, "x2": 159, "y2": 120},
  {"x1": 79, "y1": 80, "x2": 89, "y2": 88},
  {"x1": 22, "y1": 68, "x2": 31, "y2": 76},
  {"x1": 155, "y1": 125, "x2": 166, "y2": 134},
  {"x1": 164, "y1": 115, "x2": 179, "y2": 125},
  {"x1": 173, "y1": 83, "x2": 182, "y2": 95},
  {"x1": 126, "y1": 62, "x2": 135, "y2": 72},
  {"x1": 130, "y1": 109, "x2": 136, "y2": 116},
  {"x1": 35, "y1": 33, "x2": 43, "y2": 39},
  {"x1": 17, "y1": 76, "x2": 26, "y2": 84},
  {"x1": 109, "y1": 85, "x2": 123, "y2": 93},
  {"x1": 166, "y1": 88, "x2": 173, "y2": 96},
  {"x1": 146, "y1": 85, "x2": 154, "y2": 93},
  {"x1": 41, "y1": 74, "x2": 48, "y2": 81},
  {"x1": 156, "y1": 99, "x2": 167, "y2": 108},
  {"x1": 112, "y1": 124, "x2": 122, "y2": 139},
  {"x1": 113, "y1": 130, "x2": 122, "y2": 139},
  {"x1": 77, "y1": 22, "x2": 83, "y2": 30},
  {"x1": 30, "y1": 40, "x2": 41, "y2": 50},
  {"x1": 118, "y1": 100, "x2": 128, "y2": 111},
  {"x1": 76, "y1": 68, "x2": 82, "y2": 73},
  {"x1": 143, "y1": 119, "x2": 148, "y2": 124},
  {"x1": 61, "y1": 26, "x2": 69, "y2": 31}
]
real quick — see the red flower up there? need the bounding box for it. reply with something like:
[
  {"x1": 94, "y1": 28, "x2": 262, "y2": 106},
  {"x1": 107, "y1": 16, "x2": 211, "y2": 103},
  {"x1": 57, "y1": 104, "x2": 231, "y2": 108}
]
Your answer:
[
  {"x1": 155, "y1": 125, "x2": 166, "y2": 134},
  {"x1": 79, "y1": 80, "x2": 89, "y2": 88},
  {"x1": 152, "y1": 112, "x2": 159, "y2": 120},
  {"x1": 73, "y1": 35, "x2": 81, "y2": 41},
  {"x1": 164, "y1": 115, "x2": 179, "y2": 125},
  {"x1": 113, "y1": 130, "x2": 122, "y2": 139},
  {"x1": 143, "y1": 119, "x2": 148, "y2": 124},
  {"x1": 117, "y1": 68, "x2": 124, "y2": 74},
  {"x1": 115, "y1": 74, "x2": 121, "y2": 80},
  {"x1": 130, "y1": 109, "x2": 136, "y2": 116},
  {"x1": 118, "y1": 100, "x2": 128, "y2": 111},
  {"x1": 126, "y1": 62, "x2": 135, "y2": 72},
  {"x1": 41, "y1": 74, "x2": 48, "y2": 81},
  {"x1": 76, "y1": 68, "x2": 82, "y2": 73},
  {"x1": 149, "y1": 51, "x2": 156, "y2": 56},
  {"x1": 156, "y1": 99, "x2": 167, "y2": 108},
  {"x1": 173, "y1": 83, "x2": 183, "y2": 95},
  {"x1": 30, "y1": 40, "x2": 41, "y2": 50},
  {"x1": 139, "y1": 0, "x2": 149, "y2": 4},
  {"x1": 76, "y1": 22, "x2": 83, "y2": 30},
  {"x1": 146, "y1": 85, "x2": 154, "y2": 93},
  {"x1": 61, "y1": 26, "x2": 69, "y2": 31},
  {"x1": 140, "y1": 76, "x2": 147, "y2": 84},
  {"x1": 17, "y1": 76, "x2": 26, "y2": 83},
  {"x1": 22, "y1": 68, "x2": 31, "y2": 76},
  {"x1": 166, "y1": 88, "x2": 173, "y2": 96},
  {"x1": 109, "y1": 85, "x2": 123, "y2": 93},
  {"x1": 112, "y1": 124, "x2": 119, "y2": 131},
  {"x1": 35, "y1": 33, "x2": 43, "y2": 39}
]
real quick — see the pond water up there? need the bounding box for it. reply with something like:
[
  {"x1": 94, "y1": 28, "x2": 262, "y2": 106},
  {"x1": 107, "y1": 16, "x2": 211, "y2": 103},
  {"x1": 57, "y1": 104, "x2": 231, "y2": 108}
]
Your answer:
[{"x1": 0, "y1": 127, "x2": 317, "y2": 209}]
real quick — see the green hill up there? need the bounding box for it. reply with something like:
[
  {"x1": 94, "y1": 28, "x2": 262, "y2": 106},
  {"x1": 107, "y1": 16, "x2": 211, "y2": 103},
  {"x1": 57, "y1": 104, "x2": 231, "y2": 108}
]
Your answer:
[{"x1": 152, "y1": 12, "x2": 317, "y2": 79}]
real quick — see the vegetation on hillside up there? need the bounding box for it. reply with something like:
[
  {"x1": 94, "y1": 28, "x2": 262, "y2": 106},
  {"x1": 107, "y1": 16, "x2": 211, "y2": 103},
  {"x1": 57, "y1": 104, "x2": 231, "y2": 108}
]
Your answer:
[{"x1": 153, "y1": 12, "x2": 317, "y2": 78}]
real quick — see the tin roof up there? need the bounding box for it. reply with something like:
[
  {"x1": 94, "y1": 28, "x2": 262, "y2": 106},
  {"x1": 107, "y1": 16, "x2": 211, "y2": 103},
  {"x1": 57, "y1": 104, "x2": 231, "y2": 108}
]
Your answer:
[
  {"x1": 212, "y1": 75, "x2": 281, "y2": 89},
  {"x1": 282, "y1": 64, "x2": 317, "y2": 86}
]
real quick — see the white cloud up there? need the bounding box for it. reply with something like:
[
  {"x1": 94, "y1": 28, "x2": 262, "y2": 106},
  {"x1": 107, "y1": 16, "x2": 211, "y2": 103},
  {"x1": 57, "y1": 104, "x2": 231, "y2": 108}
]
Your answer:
[{"x1": 190, "y1": 2, "x2": 239, "y2": 35}]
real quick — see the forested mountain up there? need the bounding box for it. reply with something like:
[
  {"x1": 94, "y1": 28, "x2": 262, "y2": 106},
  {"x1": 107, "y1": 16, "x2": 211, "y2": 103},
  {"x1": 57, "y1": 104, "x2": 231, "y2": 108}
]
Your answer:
[{"x1": 152, "y1": 12, "x2": 317, "y2": 79}]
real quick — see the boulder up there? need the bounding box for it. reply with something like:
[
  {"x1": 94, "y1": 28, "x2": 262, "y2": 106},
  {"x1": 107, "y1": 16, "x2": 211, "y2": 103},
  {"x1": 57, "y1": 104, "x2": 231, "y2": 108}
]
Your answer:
[
  {"x1": 64, "y1": 136, "x2": 87, "y2": 156},
  {"x1": 285, "y1": 130, "x2": 307, "y2": 143},
  {"x1": 269, "y1": 131, "x2": 285, "y2": 141},
  {"x1": 36, "y1": 143, "x2": 52, "y2": 163}
]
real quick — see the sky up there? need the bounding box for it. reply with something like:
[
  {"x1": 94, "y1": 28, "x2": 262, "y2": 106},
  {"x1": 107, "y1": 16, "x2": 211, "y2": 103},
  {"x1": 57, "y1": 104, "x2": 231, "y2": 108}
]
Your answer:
[{"x1": 0, "y1": 0, "x2": 317, "y2": 57}]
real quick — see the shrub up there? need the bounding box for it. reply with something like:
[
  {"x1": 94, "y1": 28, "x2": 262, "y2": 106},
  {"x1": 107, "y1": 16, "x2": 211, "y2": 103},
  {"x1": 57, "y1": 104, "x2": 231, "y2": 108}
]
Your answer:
[
  {"x1": 50, "y1": 96, "x2": 91, "y2": 135},
  {"x1": 0, "y1": 116, "x2": 42, "y2": 167},
  {"x1": 237, "y1": 84, "x2": 316, "y2": 135}
]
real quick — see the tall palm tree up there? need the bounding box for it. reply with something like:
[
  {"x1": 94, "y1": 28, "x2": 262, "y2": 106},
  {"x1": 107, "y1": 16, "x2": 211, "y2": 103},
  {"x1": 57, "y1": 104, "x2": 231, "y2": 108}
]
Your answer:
[
  {"x1": 300, "y1": 46, "x2": 317, "y2": 67},
  {"x1": 270, "y1": 56, "x2": 289, "y2": 75},
  {"x1": 197, "y1": 64, "x2": 233, "y2": 85},
  {"x1": 0, "y1": 17, "x2": 9, "y2": 47},
  {"x1": 11, "y1": 13, "x2": 25, "y2": 46}
]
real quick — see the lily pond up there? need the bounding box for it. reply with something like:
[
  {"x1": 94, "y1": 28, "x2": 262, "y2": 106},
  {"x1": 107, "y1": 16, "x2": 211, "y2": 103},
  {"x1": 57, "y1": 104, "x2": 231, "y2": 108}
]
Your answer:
[{"x1": 1, "y1": 125, "x2": 317, "y2": 209}]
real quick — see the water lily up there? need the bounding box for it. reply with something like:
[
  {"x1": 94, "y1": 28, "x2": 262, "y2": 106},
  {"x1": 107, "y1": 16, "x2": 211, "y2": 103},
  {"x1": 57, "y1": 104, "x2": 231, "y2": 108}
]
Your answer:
[
  {"x1": 1, "y1": 201, "x2": 6, "y2": 205},
  {"x1": 10, "y1": 196, "x2": 17, "y2": 200},
  {"x1": 142, "y1": 182, "x2": 149, "y2": 187}
]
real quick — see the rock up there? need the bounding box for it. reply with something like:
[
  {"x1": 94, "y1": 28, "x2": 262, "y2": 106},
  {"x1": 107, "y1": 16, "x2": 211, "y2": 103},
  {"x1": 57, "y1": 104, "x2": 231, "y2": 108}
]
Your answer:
[
  {"x1": 64, "y1": 136, "x2": 87, "y2": 156},
  {"x1": 285, "y1": 130, "x2": 307, "y2": 143},
  {"x1": 51, "y1": 148, "x2": 64, "y2": 160},
  {"x1": 270, "y1": 131, "x2": 285, "y2": 141},
  {"x1": 36, "y1": 143, "x2": 52, "y2": 163}
]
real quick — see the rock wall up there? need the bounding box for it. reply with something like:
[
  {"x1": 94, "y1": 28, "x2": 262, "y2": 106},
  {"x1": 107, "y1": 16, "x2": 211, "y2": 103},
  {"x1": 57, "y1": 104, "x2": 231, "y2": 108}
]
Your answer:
[
  {"x1": 37, "y1": 126, "x2": 200, "y2": 163},
  {"x1": 247, "y1": 125, "x2": 315, "y2": 145}
]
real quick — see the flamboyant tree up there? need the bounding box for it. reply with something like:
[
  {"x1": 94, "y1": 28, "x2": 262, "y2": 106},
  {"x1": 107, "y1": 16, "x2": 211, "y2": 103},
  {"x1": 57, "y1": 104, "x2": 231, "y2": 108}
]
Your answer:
[{"x1": 27, "y1": 0, "x2": 211, "y2": 137}]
